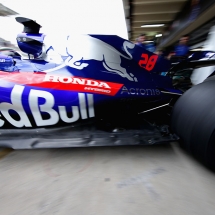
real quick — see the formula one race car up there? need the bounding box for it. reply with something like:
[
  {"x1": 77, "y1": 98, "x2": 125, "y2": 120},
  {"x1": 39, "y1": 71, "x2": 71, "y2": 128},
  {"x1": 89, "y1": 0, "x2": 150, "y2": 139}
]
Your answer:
[{"x1": 0, "y1": 17, "x2": 215, "y2": 170}]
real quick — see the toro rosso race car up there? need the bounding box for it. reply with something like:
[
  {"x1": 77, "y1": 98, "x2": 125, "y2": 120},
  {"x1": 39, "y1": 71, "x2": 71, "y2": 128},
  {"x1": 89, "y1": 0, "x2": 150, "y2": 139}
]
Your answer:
[{"x1": 0, "y1": 17, "x2": 215, "y2": 170}]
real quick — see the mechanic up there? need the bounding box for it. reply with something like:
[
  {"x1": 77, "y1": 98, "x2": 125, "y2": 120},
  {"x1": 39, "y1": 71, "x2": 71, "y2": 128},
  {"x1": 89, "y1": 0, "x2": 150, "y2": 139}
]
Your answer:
[
  {"x1": 135, "y1": 34, "x2": 147, "y2": 49},
  {"x1": 174, "y1": 35, "x2": 190, "y2": 56}
]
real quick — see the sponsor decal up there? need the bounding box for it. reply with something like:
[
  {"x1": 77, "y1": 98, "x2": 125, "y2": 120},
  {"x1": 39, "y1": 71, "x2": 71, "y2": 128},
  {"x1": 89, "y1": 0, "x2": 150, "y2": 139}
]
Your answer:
[
  {"x1": 0, "y1": 72, "x2": 123, "y2": 96},
  {"x1": 121, "y1": 86, "x2": 160, "y2": 96},
  {"x1": 44, "y1": 35, "x2": 137, "y2": 82},
  {"x1": 0, "y1": 85, "x2": 95, "y2": 128}
]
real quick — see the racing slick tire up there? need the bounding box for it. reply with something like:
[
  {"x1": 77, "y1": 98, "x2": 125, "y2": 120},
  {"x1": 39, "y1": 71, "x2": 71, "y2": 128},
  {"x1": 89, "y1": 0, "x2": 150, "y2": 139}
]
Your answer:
[{"x1": 171, "y1": 80, "x2": 215, "y2": 170}]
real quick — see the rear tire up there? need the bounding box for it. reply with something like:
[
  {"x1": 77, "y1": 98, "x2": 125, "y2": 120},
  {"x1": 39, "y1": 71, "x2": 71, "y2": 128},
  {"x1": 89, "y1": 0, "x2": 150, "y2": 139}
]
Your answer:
[{"x1": 171, "y1": 80, "x2": 215, "y2": 170}]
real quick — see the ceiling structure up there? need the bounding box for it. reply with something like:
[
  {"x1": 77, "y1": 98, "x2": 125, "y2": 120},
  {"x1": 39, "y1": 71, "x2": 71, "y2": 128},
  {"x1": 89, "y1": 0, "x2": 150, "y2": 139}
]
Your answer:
[
  {"x1": 159, "y1": 1, "x2": 215, "y2": 48},
  {"x1": 128, "y1": 0, "x2": 189, "y2": 42},
  {"x1": 0, "y1": 3, "x2": 17, "y2": 16},
  {"x1": 189, "y1": 17, "x2": 215, "y2": 49}
]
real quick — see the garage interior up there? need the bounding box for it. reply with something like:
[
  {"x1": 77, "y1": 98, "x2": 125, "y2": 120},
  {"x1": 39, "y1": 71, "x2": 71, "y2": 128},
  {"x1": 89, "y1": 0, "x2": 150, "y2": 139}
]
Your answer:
[
  {"x1": 0, "y1": 1, "x2": 215, "y2": 215},
  {"x1": 124, "y1": 0, "x2": 215, "y2": 50}
]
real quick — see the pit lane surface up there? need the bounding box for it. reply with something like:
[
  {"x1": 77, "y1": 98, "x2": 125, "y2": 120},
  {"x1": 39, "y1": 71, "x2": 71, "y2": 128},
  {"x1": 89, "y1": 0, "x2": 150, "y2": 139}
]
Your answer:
[{"x1": 0, "y1": 142, "x2": 215, "y2": 215}]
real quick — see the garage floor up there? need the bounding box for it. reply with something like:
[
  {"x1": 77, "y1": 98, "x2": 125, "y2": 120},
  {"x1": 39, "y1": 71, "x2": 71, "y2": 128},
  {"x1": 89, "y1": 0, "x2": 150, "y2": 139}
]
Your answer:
[{"x1": 0, "y1": 142, "x2": 215, "y2": 215}]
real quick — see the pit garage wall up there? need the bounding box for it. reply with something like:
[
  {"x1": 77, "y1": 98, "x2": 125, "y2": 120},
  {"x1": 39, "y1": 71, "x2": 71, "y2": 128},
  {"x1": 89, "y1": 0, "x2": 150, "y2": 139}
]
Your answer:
[
  {"x1": 68, "y1": 0, "x2": 128, "y2": 40},
  {"x1": 1, "y1": 0, "x2": 128, "y2": 42},
  {"x1": 57, "y1": 0, "x2": 128, "y2": 40},
  {"x1": 191, "y1": 25, "x2": 215, "y2": 85},
  {"x1": 160, "y1": 0, "x2": 215, "y2": 48}
]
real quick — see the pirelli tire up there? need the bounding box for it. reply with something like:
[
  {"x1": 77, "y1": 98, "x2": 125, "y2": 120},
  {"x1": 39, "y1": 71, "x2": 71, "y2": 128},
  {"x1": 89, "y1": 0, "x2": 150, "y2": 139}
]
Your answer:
[{"x1": 171, "y1": 80, "x2": 215, "y2": 170}]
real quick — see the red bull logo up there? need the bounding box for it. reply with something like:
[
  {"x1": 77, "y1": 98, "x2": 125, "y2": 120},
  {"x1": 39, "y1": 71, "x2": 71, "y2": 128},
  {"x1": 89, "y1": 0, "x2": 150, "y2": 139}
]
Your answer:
[
  {"x1": 0, "y1": 85, "x2": 95, "y2": 128},
  {"x1": 43, "y1": 35, "x2": 138, "y2": 82}
]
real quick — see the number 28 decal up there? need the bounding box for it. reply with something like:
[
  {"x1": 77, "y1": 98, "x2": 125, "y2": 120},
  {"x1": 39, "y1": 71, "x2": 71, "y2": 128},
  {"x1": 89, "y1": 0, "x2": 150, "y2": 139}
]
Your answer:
[{"x1": 138, "y1": 54, "x2": 158, "y2": 72}]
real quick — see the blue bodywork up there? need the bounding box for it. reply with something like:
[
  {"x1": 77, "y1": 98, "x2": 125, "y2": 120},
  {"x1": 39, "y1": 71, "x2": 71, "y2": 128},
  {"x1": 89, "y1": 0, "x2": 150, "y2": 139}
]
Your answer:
[
  {"x1": 3, "y1": 25, "x2": 214, "y2": 129},
  {"x1": 0, "y1": 17, "x2": 215, "y2": 150}
]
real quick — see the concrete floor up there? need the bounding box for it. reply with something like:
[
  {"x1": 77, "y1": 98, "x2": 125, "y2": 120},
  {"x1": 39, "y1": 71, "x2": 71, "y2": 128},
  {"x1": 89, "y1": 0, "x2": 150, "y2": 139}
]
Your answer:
[{"x1": 0, "y1": 143, "x2": 215, "y2": 215}]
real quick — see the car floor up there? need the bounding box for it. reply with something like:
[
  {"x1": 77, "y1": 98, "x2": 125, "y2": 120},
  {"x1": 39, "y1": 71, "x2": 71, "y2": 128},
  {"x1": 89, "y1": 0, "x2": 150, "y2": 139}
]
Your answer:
[{"x1": 0, "y1": 142, "x2": 215, "y2": 215}]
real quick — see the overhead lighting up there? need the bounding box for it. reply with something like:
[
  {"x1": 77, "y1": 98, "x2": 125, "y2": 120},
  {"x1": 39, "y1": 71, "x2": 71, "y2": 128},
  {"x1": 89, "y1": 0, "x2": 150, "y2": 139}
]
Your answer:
[
  {"x1": 155, "y1": 34, "x2": 163, "y2": 37},
  {"x1": 141, "y1": 24, "x2": 165, "y2": 28}
]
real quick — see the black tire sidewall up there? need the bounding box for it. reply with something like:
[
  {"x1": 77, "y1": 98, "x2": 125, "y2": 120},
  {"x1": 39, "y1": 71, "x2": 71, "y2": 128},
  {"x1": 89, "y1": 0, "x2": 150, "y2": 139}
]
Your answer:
[{"x1": 171, "y1": 81, "x2": 215, "y2": 168}]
